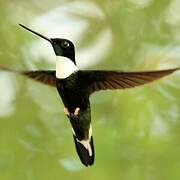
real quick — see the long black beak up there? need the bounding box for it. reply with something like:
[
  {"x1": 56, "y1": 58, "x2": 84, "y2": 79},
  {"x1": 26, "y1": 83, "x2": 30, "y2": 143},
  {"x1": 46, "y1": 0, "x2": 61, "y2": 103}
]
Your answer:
[{"x1": 19, "y1": 24, "x2": 52, "y2": 43}]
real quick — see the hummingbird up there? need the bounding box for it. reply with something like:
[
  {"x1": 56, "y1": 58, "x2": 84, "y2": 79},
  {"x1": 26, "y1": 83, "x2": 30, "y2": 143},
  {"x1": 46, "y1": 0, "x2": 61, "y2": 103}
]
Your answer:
[{"x1": 0, "y1": 24, "x2": 179, "y2": 166}]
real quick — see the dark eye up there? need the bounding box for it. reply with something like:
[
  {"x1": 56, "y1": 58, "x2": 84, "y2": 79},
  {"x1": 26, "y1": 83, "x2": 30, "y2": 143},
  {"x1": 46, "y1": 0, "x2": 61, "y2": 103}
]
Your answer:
[{"x1": 61, "y1": 41, "x2": 70, "y2": 48}]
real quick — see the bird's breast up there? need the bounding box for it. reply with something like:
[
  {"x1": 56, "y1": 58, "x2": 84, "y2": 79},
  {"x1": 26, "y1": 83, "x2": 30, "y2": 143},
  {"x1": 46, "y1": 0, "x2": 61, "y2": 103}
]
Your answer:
[
  {"x1": 56, "y1": 76, "x2": 89, "y2": 112},
  {"x1": 56, "y1": 56, "x2": 78, "y2": 79}
]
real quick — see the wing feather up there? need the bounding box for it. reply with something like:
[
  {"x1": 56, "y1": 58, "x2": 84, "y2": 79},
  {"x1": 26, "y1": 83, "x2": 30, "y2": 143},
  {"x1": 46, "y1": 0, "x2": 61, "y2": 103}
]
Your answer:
[
  {"x1": 0, "y1": 65, "x2": 56, "y2": 87},
  {"x1": 22, "y1": 70, "x2": 56, "y2": 86},
  {"x1": 79, "y1": 68, "x2": 179, "y2": 94}
]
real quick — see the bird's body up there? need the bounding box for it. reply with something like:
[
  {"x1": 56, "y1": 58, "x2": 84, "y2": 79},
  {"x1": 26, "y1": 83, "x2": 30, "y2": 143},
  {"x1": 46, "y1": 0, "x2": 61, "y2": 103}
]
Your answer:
[
  {"x1": 57, "y1": 73, "x2": 89, "y2": 117},
  {"x1": 56, "y1": 74, "x2": 94, "y2": 165},
  {"x1": 0, "y1": 24, "x2": 179, "y2": 166},
  {"x1": 55, "y1": 55, "x2": 94, "y2": 165}
]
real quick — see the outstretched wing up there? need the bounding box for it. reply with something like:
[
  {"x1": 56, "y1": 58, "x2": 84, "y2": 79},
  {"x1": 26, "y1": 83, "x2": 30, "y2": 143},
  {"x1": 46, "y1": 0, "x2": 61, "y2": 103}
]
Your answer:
[
  {"x1": 0, "y1": 65, "x2": 56, "y2": 87},
  {"x1": 79, "y1": 68, "x2": 179, "y2": 94},
  {"x1": 22, "y1": 70, "x2": 56, "y2": 86}
]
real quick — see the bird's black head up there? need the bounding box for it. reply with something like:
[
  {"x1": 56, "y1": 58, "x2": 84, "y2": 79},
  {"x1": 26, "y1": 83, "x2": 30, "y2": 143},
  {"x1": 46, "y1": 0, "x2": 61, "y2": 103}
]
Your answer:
[
  {"x1": 51, "y1": 38, "x2": 75, "y2": 62},
  {"x1": 19, "y1": 24, "x2": 76, "y2": 63}
]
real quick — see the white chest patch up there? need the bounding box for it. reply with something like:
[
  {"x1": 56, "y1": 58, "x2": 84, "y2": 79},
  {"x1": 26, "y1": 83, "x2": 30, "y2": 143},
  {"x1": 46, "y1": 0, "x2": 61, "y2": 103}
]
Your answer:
[{"x1": 56, "y1": 56, "x2": 79, "y2": 79}]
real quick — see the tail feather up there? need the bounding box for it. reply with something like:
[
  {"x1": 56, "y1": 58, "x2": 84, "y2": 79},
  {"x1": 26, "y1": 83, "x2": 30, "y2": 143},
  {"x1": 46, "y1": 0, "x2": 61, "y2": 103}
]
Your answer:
[{"x1": 73, "y1": 135, "x2": 94, "y2": 166}]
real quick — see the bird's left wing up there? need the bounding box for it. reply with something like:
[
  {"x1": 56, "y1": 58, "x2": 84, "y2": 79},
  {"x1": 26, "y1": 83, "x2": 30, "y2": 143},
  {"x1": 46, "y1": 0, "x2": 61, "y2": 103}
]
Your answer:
[
  {"x1": 0, "y1": 65, "x2": 56, "y2": 87},
  {"x1": 79, "y1": 68, "x2": 179, "y2": 94}
]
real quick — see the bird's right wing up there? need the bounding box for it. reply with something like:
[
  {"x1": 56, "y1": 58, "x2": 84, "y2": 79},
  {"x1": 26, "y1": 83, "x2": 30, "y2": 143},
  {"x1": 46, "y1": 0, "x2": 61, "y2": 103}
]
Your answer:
[
  {"x1": 22, "y1": 70, "x2": 56, "y2": 86},
  {"x1": 0, "y1": 65, "x2": 56, "y2": 87}
]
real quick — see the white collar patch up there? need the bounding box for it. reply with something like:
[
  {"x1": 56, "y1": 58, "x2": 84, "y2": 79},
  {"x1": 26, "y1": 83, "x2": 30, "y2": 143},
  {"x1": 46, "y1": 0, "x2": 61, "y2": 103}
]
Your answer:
[{"x1": 56, "y1": 56, "x2": 79, "y2": 79}]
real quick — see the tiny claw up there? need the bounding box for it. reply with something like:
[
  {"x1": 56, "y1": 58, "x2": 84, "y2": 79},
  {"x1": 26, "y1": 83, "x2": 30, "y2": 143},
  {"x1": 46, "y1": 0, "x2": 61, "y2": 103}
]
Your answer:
[
  {"x1": 74, "y1": 107, "x2": 80, "y2": 116},
  {"x1": 64, "y1": 107, "x2": 70, "y2": 116}
]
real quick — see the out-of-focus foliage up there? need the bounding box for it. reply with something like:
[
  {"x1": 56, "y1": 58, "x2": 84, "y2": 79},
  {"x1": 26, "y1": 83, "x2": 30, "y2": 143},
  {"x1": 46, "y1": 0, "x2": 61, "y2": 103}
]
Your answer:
[{"x1": 0, "y1": 0, "x2": 179, "y2": 180}]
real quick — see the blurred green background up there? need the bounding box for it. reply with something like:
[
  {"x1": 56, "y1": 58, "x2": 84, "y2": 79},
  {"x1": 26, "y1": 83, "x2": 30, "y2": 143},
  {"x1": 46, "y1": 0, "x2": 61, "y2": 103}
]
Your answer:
[{"x1": 0, "y1": 0, "x2": 180, "y2": 180}]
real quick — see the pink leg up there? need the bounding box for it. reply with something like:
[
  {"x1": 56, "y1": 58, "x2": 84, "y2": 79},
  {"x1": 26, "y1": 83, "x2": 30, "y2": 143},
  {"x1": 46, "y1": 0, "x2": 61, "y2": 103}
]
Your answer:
[
  {"x1": 74, "y1": 107, "x2": 80, "y2": 116},
  {"x1": 64, "y1": 107, "x2": 70, "y2": 116}
]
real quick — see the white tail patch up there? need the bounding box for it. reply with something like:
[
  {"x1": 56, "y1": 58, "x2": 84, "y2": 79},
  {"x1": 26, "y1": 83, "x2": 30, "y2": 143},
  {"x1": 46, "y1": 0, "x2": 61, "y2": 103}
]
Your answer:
[
  {"x1": 56, "y1": 56, "x2": 79, "y2": 79},
  {"x1": 77, "y1": 139, "x2": 92, "y2": 156},
  {"x1": 72, "y1": 125, "x2": 93, "y2": 156}
]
